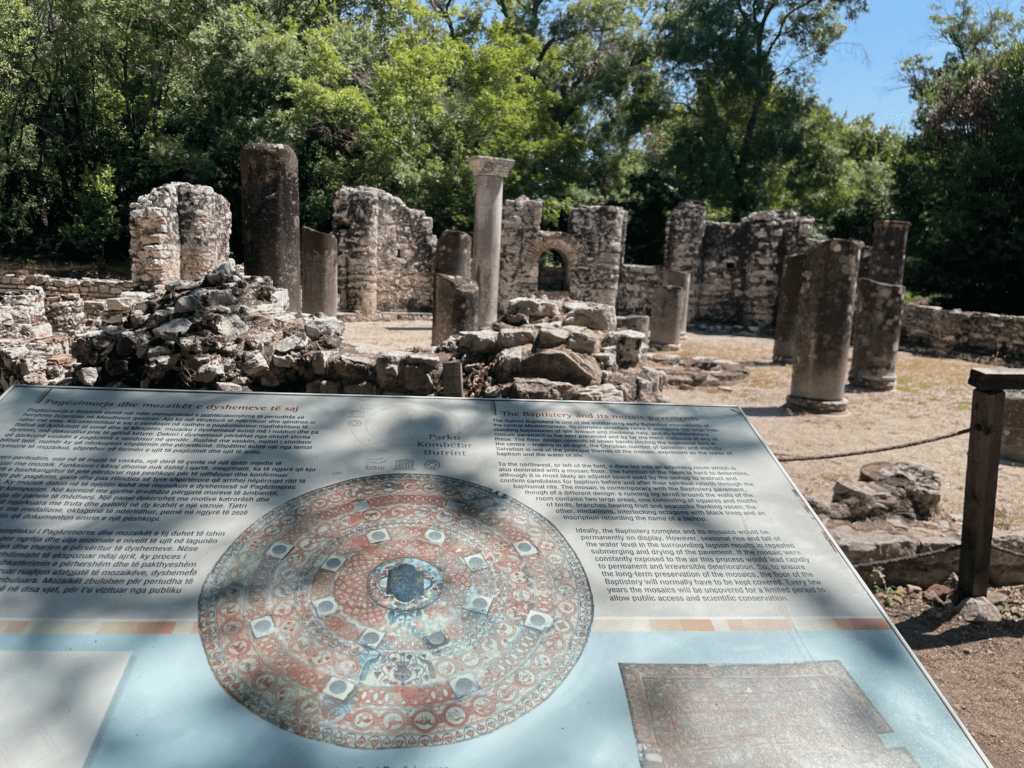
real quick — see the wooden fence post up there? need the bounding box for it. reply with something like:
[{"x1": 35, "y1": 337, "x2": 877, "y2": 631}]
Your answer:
[{"x1": 957, "y1": 367, "x2": 1024, "y2": 598}]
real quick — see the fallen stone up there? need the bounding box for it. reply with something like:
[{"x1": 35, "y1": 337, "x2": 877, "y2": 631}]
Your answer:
[
  {"x1": 518, "y1": 348, "x2": 602, "y2": 386},
  {"x1": 958, "y1": 596, "x2": 1001, "y2": 623}
]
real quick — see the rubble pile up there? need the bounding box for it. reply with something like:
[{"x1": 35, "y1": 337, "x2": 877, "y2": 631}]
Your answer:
[{"x1": 440, "y1": 297, "x2": 667, "y2": 402}]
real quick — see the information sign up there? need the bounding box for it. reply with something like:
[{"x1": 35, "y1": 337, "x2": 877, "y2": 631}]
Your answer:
[{"x1": 0, "y1": 385, "x2": 992, "y2": 767}]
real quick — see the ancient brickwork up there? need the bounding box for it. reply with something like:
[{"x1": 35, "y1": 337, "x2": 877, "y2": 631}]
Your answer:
[
  {"x1": 333, "y1": 186, "x2": 436, "y2": 314},
  {"x1": 498, "y1": 197, "x2": 628, "y2": 311},
  {"x1": 0, "y1": 274, "x2": 133, "y2": 299},
  {"x1": 129, "y1": 182, "x2": 231, "y2": 284},
  {"x1": 0, "y1": 287, "x2": 51, "y2": 339},
  {"x1": 902, "y1": 304, "x2": 1024, "y2": 362},
  {"x1": 677, "y1": 210, "x2": 814, "y2": 326}
]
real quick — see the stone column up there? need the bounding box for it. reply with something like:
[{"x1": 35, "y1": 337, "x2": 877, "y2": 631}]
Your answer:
[
  {"x1": 469, "y1": 156, "x2": 514, "y2": 327},
  {"x1": 300, "y1": 226, "x2": 339, "y2": 315},
  {"x1": 432, "y1": 274, "x2": 479, "y2": 345},
  {"x1": 434, "y1": 230, "x2": 473, "y2": 279},
  {"x1": 868, "y1": 220, "x2": 911, "y2": 284},
  {"x1": 663, "y1": 200, "x2": 706, "y2": 273},
  {"x1": 650, "y1": 271, "x2": 690, "y2": 347},
  {"x1": 786, "y1": 239, "x2": 862, "y2": 413},
  {"x1": 772, "y1": 244, "x2": 814, "y2": 363},
  {"x1": 240, "y1": 143, "x2": 302, "y2": 311},
  {"x1": 848, "y1": 278, "x2": 905, "y2": 391}
]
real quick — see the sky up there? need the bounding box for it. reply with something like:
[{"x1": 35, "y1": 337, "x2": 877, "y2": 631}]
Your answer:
[{"x1": 814, "y1": 0, "x2": 960, "y2": 132}]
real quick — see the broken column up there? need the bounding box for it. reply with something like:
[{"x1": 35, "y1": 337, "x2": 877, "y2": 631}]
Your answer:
[
  {"x1": 300, "y1": 226, "x2": 339, "y2": 315},
  {"x1": 848, "y1": 278, "x2": 905, "y2": 391},
  {"x1": 432, "y1": 230, "x2": 477, "y2": 344},
  {"x1": 650, "y1": 270, "x2": 690, "y2": 347},
  {"x1": 786, "y1": 239, "x2": 862, "y2": 413},
  {"x1": 432, "y1": 274, "x2": 479, "y2": 345},
  {"x1": 434, "y1": 229, "x2": 473, "y2": 279},
  {"x1": 663, "y1": 200, "x2": 707, "y2": 273},
  {"x1": 469, "y1": 156, "x2": 514, "y2": 327},
  {"x1": 772, "y1": 244, "x2": 814, "y2": 364},
  {"x1": 868, "y1": 220, "x2": 911, "y2": 284},
  {"x1": 240, "y1": 143, "x2": 302, "y2": 311}
]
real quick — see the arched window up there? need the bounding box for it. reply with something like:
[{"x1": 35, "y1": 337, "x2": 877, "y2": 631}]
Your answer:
[{"x1": 538, "y1": 249, "x2": 568, "y2": 291}]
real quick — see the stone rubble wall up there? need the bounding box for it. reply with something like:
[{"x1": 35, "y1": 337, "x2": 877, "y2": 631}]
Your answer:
[
  {"x1": 332, "y1": 186, "x2": 437, "y2": 314},
  {"x1": 901, "y1": 303, "x2": 1024, "y2": 362},
  {"x1": 439, "y1": 296, "x2": 666, "y2": 402},
  {"x1": 498, "y1": 197, "x2": 628, "y2": 311},
  {"x1": 129, "y1": 182, "x2": 231, "y2": 284},
  {"x1": 0, "y1": 274, "x2": 134, "y2": 299}
]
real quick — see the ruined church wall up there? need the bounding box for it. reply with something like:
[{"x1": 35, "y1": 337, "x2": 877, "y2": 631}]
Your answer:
[
  {"x1": 498, "y1": 196, "x2": 627, "y2": 311},
  {"x1": 615, "y1": 207, "x2": 814, "y2": 324},
  {"x1": 332, "y1": 186, "x2": 436, "y2": 313}
]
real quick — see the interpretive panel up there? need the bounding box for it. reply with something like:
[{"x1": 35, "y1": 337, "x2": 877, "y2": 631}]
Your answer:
[{"x1": 0, "y1": 385, "x2": 992, "y2": 767}]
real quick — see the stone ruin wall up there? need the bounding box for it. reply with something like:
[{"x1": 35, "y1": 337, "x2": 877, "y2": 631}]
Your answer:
[
  {"x1": 498, "y1": 196, "x2": 627, "y2": 310},
  {"x1": 129, "y1": 182, "x2": 231, "y2": 284},
  {"x1": 619, "y1": 203, "x2": 816, "y2": 324},
  {"x1": 332, "y1": 187, "x2": 437, "y2": 314},
  {"x1": 902, "y1": 303, "x2": 1024, "y2": 362}
]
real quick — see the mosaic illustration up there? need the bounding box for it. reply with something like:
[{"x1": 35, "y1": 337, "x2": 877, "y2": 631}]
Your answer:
[
  {"x1": 199, "y1": 474, "x2": 593, "y2": 749},
  {"x1": 619, "y1": 661, "x2": 921, "y2": 768}
]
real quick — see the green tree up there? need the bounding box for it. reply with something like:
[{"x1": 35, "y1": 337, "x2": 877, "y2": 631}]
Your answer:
[
  {"x1": 655, "y1": 0, "x2": 868, "y2": 220},
  {"x1": 895, "y1": 1, "x2": 1024, "y2": 313}
]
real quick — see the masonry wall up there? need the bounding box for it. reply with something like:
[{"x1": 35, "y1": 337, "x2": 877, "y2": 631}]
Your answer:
[
  {"x1": 902, "y1": 303, "x2": 1024, "y2": 362},
  {"x1": 332, "y1": 186, "x2": 437, "y2": 313}
]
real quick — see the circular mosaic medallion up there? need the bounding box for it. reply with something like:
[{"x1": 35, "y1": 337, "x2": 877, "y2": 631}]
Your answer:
[{"x1": 199, "y1": 474, "x2": 593, "y2": 749}]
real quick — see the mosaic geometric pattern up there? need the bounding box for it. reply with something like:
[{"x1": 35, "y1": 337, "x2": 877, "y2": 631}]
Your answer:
[
  {"x1": 199, "y1": 474, "x2": 592, "y2": 749},
  {"x1": 619, "y1": 662, "x2": 921, "y2": 768}
]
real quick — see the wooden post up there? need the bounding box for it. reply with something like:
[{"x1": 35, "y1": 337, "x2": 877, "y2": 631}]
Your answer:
[
  {"x1": 957, "y1": 367, "x2": 1024, "y2": 598},
  {"x1": 442, "y1": 360, "x2": 464, "y2": 398}
]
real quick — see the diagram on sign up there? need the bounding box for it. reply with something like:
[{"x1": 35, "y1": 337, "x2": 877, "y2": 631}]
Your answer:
[
  {"x1": 199, "y1": 474, "x2": 593, "y2": 749},
  {"x1": 619, "y1": 661, "x2": 921, "y2": 768}
]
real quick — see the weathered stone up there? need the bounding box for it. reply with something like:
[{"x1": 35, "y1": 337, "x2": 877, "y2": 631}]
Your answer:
[
  {"x1": 859, "y1": 462, "x2": 942, "y2": 519},
  {"x1": 327, "y1": 353, "x2": 376, "y2": 384},
  {"x1": 512, "y1": 378, "x2": 580, "y2": 400},
  {"x1": 497, "y1": 325, "x2": 539, "y2": 348},
  {"x1": 77, "y1": 367, "x2": 100, "y2": 386},
  {"x1": 333, "y1": 186, "x2": 436, "y2": 313},
  {"x1": 563, "y1": 301, "x2": 616, "y2": 331},
  {"x1": 240, "y1": 143, "x2": 302, "y2": 311},
  {"x1": 508, "y1": 297, "x2": 560, "y2": 318},
  {"x1": 868, "y1": 220, "x2": 911, "y2": 284},
  {"x1": 153, "y1": 318, "x2": 194, "y2": 340},
  {"x1": 577, "y1": 383, "x2": 626, "y2": 401},
  {"x1": 206, "y1": 314, "x2": 249, "y2": 338},
  {"x1": 786, "y1": 239, "x2": 862, "y2": 413},
  {"x1": 300, "y1": 226, "x2": 339, "y2": 315},
  {"x1": 650, "y1": 281, "x2": 689, "y2": 347},
  {"x1": 434, "y1": 230, "x2": 473, "y2": 279},
  {"x1": 536, "y1": 326, "x2": 571, "y2": 348},
  {"x1": 304, "y1": 316, "x2": 345, "y2": 341},
  {"x1": 433, "y1": 274, "x2": 479, "y2": 346},
  {"x1": 616, "y1": 315, "x2": 650, "y2": 336},
  {"x1": 375, "y1": 351, "x2": 405, "y2": 391},
  {"x1": 958, "y1": 596, "x2": 1001, "y2": 623},
  {"x1": 457, "y1": 330, "x2": 498, "y2": 356},
  {"x1": 491, "y1": 345, "x2": 532, "y2": 382},
  {"x1": 240, "y1": 352, "x2": 271, "y2": 377},
  {"x1": 849, "y1": 278, "x2": 905, "y2": 391},
  {"x1": 518, "y1": 348, "x2": 601, "y2": 386},
  {"x1": 611, "y1": 329, "x2": 646, "y2": 368},
  {"x1": 563, "y1": 326, "x2": 603, "y2": 355}
]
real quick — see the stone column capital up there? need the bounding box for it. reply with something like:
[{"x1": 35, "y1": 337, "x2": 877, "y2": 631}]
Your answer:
[{"x1": 469, "y1": 156, "x2": 515, "y2": 178}]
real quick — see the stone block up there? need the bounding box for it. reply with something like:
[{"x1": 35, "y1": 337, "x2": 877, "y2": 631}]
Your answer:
[
  {"x1": 563, "y1": 301, "x2": 616, "y2": 331},
  {"x1": 518, "y1": 348, "x2": 601, "y2": 386}
]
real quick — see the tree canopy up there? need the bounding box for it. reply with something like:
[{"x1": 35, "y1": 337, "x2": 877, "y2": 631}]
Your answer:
[{"x1": 1, "y1": 0, "x2": 1021, "y2": 315}]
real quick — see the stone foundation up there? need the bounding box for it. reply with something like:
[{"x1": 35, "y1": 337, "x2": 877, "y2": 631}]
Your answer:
[{"x1": 902, "y1": 303, "x2": 1024, "y2": 362}]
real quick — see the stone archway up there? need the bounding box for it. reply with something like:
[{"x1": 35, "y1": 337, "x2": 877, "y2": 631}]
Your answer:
[{"x1": 523, "y1": 235, "x2": 581, "y2": 297}]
